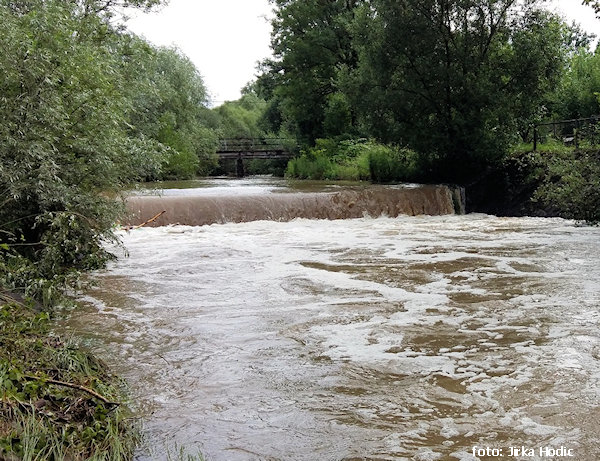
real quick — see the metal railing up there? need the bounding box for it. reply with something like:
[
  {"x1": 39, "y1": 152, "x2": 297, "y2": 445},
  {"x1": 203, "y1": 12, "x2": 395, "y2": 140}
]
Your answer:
[
  {"x1": 533, "y1": 116, "x2": 600, "y2": 151},
  {"x1": 217, "y1": 138, "x2": 295, "y2": 153}
]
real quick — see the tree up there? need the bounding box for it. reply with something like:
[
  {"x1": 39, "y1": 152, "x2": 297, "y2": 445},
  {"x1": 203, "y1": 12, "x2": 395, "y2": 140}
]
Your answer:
[
  {"x1": 550, "y1": 48, "x2": 600, "y2": 120},
  {"x1": 213, "y1": 93, "x2": 269, "y2": 139},
  {"x1": 124, "y1": 42, "x2": 219, "y2": 179},
  {"x1": 347, "y1": 0, "x2": 566, "y2": 183},
  {"x1": 0, "y1": 0, "x2": 168, "y2": 298},
  {"x1": 265, "y1": 0, "x2": 362, "y2": 144}
]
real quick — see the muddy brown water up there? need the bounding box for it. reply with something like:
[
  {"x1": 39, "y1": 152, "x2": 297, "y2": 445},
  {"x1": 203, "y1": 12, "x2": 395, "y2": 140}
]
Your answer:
[
  {"x1": 60, "y1": 179, "x2": 600, "y2": 460},
  {"x1": 123, "y1": 179, "x2": 459, "y2": 226}
]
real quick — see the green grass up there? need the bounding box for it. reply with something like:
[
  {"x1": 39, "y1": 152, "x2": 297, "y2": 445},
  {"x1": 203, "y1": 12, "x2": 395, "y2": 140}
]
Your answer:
[
  {"x1": 513, "y1": 139, "x2": 575, "y2": 154},
  {"x1": 0, "y1": 296, "x2": 138, "y2": 460}
]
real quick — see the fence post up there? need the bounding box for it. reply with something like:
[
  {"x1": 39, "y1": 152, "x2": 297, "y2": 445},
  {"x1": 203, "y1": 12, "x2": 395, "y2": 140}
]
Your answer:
[{"x1": 533, "y1": 125, "x2": 538, "y2": 151}]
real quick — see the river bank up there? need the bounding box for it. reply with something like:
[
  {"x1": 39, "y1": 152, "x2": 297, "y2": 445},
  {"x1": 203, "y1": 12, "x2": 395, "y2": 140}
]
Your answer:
[
  {"x1": 467, "y1": 147, "x2": 600, "y2": 223},
  {"x1": 0, "y1": 292, "x2": 137, "y2": 460}
]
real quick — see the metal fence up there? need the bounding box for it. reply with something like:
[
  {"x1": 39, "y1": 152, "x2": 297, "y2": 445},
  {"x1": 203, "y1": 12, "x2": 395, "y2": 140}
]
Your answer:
[{"x1": 533, "y1": 116, "x2": 600, "y2": 151}]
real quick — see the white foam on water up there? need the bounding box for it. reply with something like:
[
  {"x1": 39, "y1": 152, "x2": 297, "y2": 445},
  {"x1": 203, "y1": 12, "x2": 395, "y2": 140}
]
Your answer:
[{"x1": 60, "y1": 212, "x2": 600, "y2": 460}]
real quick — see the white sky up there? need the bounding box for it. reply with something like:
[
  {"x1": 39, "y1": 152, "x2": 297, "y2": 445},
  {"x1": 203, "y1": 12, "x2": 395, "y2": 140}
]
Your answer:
[
  {"x1": 123, "y1": 0, "x2": 273, "y2": 105},
  {"x1": 123, "y1": 0, "x2": 599, "y2": 106}
]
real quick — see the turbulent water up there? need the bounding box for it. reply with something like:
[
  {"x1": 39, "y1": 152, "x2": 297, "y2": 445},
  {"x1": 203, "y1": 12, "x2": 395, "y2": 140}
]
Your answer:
[
  {"x1": 62, "y1": 180, "x2": 600, "y2": 460},
  {"x1": 124, "y1": 178, "x2": 460, "y2": 226}
]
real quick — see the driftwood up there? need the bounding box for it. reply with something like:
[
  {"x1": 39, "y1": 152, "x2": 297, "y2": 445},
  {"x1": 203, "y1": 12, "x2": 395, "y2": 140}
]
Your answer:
[
  {"x1": 132, "y1": 210, "x2": 166, "y2": 229},
  {"x1": 123, "y1": 210, "x2": 166, "y2": 231},
  {"x1": 24, "y1": 375, "x2": 120, "y2": 406}
]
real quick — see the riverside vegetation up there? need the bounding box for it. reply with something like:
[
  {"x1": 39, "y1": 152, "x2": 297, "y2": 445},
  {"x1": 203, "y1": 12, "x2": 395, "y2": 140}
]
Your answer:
[
  {"x1": 231, "y1": 0, "x2": 600, "y2": 219},
  {"x1": 0, "y1": 0, "x2": 210, "y2": 458},
  {"x1": 1, "y1": 0, "x2": 600, "y2": 459},
  {"x1": 0, "y1": 294, "x2": 136, "y2": 460}
]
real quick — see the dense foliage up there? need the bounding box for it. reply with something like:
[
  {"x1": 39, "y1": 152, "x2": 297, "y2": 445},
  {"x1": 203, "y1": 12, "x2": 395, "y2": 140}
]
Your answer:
[
  {"x1": 124, "y1": 39, "x2": 219, "y2": 179},
  {"x1": 533, "y1": 148, "x2": 600, "y2": 223},
  {"x1": 465, "y1": 144, "x2": 600, "y2": 223},
  {"x1": 0, "y1": 0, "x2": 220, "y2": 300},
  {"x1": 212, "y1": 92, "x2": 270, "y2": 139},
  {"x1": 258, "y1": 0, "x2": 597, "y2": 184},
  {"x1": 550, "y1": 47, "x2": 600, "y2": 120},
  {"x1": 286, "y1": 139, "x2": 420, "y2": 182}
]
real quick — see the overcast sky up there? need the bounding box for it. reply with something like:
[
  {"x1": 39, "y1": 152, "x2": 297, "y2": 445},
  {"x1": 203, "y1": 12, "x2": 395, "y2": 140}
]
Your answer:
[{"x1": 123, "y1": 0, "x2": 599, "y2": 106}]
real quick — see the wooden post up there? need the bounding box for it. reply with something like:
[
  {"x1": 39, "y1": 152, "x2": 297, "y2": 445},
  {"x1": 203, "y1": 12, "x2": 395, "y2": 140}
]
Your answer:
[{"x1": 533, "y1": 126, "x2": 538, "y2": 151}]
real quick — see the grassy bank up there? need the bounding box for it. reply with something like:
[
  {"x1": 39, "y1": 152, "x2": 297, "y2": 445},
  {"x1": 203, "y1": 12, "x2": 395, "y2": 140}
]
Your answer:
[{"x1": 0, "y1": 293, "x2": 137, "y2": 460}]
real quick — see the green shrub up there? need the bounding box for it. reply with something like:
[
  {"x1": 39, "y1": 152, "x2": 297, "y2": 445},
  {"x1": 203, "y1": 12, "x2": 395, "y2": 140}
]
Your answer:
[
  {"x1": 285, "y1": 138, "x2": 423, "y2": 182},
  {"x1": 368, "y1": 145, "x2": 421, "y2": 183},
  {"x1": 285, "y1": 139, "x2": 418, "y2": 182},
  {"x1": 533, "y1": 149, "x2": 600, "y2": 223},
  {"x1": 0, "y1": 300, "x2": 138, "y2": 460},
  {"x1": 162, "y1": 149, "x2": 200, "y2": 180},
  {"x1": 286, "y1": 149, "x2": 336, "y2": 180}
]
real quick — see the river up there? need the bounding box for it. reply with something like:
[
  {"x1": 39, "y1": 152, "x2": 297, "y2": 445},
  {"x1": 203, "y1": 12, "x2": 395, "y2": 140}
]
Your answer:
[{"x1": 61, "y1": 178, "x2": 600, "y2": 460}]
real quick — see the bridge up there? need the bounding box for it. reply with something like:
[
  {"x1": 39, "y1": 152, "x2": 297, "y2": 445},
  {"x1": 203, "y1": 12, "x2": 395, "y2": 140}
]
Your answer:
[{"x1": 216, "y1": 138, "x2": 296, "y2": 176}]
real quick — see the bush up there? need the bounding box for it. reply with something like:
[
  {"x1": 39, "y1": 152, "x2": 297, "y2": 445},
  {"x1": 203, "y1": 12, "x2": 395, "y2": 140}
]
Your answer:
[
  {"x1": 285, "y1": 138, "x2": 415, "y2": 181},
  {"x1": 534, "y1": 149, "x2": 600, "y2": 223},
  {"x1": 286, "y1": 149, "x2": 336, "y2": 180},
  {"x1": 0, "y1": 299, "x2": 137, "y2": 460},
  {"x1": 162, "y1": 149, "x2": 200, "y2": 180},
  {"x1": 368, "y1": 145, "x2": 421, "y2": 183}
]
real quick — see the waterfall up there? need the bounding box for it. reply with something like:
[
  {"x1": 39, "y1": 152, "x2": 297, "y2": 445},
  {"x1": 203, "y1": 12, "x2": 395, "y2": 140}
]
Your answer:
[{"x1": 123, "y1": 184, "x2": 463, "y2": 227}]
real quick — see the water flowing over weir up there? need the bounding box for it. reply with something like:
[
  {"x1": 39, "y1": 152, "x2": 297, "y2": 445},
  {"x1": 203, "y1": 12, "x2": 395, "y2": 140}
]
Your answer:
[
  {"x1": 123, "y1": 183, "x2": 461, "y2": 226},
  {"x1": 61, "y1": 179, "x2": 600, "y2": 460}
]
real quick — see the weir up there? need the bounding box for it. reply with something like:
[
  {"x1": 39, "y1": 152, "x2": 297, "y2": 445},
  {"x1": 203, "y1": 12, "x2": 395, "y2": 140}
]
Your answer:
[{"x1": 124, "y1": 184, "x2": 463, "y2": 227}]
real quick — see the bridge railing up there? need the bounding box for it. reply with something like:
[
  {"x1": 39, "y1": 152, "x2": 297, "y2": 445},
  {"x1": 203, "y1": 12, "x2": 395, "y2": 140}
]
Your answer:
[{"x1": 217, "y1": 138, "x2": 296, "y2": 153}]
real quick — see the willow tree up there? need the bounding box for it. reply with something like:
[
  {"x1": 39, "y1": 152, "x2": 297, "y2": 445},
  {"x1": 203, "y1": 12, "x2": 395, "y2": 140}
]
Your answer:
[
  {"x1": 0, "y1": 0, "x2": 167, "y2": 299},
  {"x1": 123, "y1": 40, "x2": 219, "y2": 179}
]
